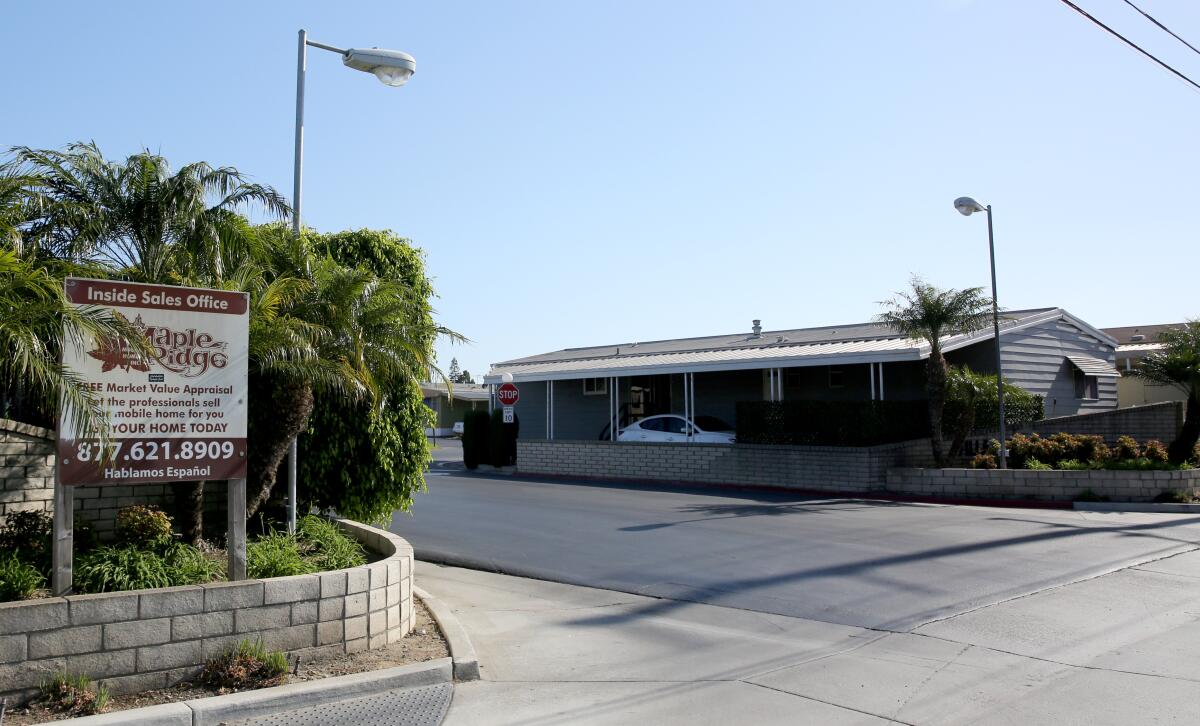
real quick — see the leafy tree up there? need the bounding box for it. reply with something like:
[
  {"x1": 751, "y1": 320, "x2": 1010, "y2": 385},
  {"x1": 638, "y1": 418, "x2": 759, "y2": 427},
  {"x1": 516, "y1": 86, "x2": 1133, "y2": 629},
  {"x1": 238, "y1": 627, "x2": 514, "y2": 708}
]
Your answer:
[
  {"x1": 297, "y1": 228, "x2": 459, "y2": 523},
  {"x1": 458, "y1": 369, "x2": 474, "y2": 384},
  {"x1": 1133, "y1": 321, "x2": 1200, "y2": 463},
  {"x1": 876, "y1": 278, "x2": 993, "y2": 466},
  {"x1": 4, "y1": 142, "x2": 288, "y2": 540},
  {"x1": 448, "y1": 358, "x2": 461, "y2": 383}
]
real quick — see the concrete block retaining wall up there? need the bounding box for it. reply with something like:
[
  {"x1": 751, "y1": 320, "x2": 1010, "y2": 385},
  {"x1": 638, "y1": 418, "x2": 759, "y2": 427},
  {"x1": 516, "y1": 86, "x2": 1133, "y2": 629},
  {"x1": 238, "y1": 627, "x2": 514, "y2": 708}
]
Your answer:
[
  {"x1": 517, "y1": 438, "x2": 935, "y2": 492},
  {"x1": 0, "y1": 519, "x2": 415, "y2": 705},
  {"x1": 1023, "y1": 401, "x2": 1184, "y2": 444},
  {"x1": 886, "y1": 467, "x2": 1200, "y2": 502},
  {"x1": 0, "y1": 419, "x2": 224, "y2": 538}
]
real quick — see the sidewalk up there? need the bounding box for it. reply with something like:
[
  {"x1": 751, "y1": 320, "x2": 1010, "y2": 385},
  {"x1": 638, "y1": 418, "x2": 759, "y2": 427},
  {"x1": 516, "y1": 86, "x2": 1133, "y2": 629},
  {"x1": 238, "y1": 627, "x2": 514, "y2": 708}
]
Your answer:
[{"x1": 421, "y1": 554, "x2": 1200, "y2": 725}]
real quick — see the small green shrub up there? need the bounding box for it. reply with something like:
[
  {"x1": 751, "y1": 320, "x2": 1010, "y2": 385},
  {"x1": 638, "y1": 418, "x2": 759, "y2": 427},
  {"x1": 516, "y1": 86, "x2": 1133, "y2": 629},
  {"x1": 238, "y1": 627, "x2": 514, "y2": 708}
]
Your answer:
[
  {"x1": 1076, "y1": 489, "x2": 1110, "y2": 502},
  {"x1": 1057, "y1": 459, "x2": 1091, "y2": 471},
  {"x1": 164, "y1": 543, "x2": 226, "y2": 585},
  {"x1": 200, "y1": 638, "x2": 289, "y2": 691},
  {"x1": 0, "y1": 509, "x2": 52, "y2": 577},
  {"x1": 247, "y1": 530, "x2": 314, "y2": 579},
  {"x1": 297, "y1": 515, "x2": 367, "y2": 571},
  {"x1": 38, "y1": 671, "x2": 110, "y2": 716},
  {"x1": 970, "y1": 453, "x2": 998, "y2": 470},
  {"x1": 0, "y1": 551, "x2": 44, "y2": 600},
  {"x1": 1154, "y1": 490, "x2": 1198, "y2": 504},
  {"x1": 115, "y1": 505, "x2": 174, "y2": 549},
  {"x1": 1025, "y1": 457, "x2": 1053, "y2": 471},
  {"x1": 75, "y1": 545, "x2": 173, "y2": 593}
]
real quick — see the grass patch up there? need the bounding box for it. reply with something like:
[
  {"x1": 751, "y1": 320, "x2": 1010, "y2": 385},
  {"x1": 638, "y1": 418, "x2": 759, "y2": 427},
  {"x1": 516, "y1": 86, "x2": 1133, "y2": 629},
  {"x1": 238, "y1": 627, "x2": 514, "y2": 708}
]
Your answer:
[
  {"x1": 38, "y1": 671, "x2": 110, "y2": 716},
  {"x1": 0, "y1": 552, "x2": 44, "y2": 600},
  {"x1": 200, "y1": 638, "x2": 289, "y2": 692}
]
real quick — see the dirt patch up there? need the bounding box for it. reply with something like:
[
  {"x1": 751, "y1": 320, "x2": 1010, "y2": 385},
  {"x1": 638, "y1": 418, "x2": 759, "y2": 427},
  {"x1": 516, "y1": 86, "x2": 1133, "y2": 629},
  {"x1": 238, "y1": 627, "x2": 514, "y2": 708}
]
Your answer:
[{"x1": 2, "y1": 600, "x2": 449, "y2": 724}]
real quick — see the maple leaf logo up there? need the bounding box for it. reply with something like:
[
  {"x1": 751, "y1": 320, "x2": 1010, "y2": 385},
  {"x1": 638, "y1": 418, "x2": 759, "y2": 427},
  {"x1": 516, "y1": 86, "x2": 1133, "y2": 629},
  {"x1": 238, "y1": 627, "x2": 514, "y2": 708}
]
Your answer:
[{"x1": 86, "y1": 312, "x2": 151, "y2": 373}]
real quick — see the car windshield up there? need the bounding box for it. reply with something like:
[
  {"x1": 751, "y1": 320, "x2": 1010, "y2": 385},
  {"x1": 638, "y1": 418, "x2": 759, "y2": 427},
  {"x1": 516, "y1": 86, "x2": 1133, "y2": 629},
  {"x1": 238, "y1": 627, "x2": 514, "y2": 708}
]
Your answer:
[{"x1": 694, "y1": 416, "x2": 733, "y2": 431}]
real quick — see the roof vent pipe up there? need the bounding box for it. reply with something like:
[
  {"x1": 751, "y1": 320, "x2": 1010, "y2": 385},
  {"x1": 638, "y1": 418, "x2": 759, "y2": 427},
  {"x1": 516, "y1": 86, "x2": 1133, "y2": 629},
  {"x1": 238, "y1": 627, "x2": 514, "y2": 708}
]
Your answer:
[{"x1": 752, "y1": 320, "x2": 762, "y2": 338}]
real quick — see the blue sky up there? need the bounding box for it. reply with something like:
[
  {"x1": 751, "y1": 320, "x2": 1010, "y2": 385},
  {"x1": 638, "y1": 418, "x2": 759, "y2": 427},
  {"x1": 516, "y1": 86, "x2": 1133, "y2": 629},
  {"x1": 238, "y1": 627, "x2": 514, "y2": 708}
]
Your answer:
[{"x1": 3, "y1": 1, "x2": 1198, "y2": 379}]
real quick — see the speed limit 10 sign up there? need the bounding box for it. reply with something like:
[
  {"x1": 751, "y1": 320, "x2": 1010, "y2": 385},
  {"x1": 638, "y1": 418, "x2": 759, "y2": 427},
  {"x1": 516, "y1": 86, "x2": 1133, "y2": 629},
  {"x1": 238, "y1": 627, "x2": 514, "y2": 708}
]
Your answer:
[{"x1": 497, "y1": 382, "x2": 519, "y2": 406}]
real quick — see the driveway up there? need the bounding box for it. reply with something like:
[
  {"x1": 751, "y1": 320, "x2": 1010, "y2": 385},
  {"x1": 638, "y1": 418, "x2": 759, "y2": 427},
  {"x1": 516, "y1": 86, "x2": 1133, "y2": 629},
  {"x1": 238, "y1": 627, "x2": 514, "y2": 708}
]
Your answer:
[{"x1": 394, "y1": 462, "x2": 1200, "y2": 631}]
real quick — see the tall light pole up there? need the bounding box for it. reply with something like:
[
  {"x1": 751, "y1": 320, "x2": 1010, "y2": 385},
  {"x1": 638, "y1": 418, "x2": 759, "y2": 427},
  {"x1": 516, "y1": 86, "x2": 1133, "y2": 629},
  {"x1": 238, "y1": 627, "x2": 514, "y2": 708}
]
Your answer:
[
  {"x1": 954, "y1": 196, "x2": 1007, "y2": 469},
  {"x1": 288, "y1": 30, "x2": 416, "y2": 531}
]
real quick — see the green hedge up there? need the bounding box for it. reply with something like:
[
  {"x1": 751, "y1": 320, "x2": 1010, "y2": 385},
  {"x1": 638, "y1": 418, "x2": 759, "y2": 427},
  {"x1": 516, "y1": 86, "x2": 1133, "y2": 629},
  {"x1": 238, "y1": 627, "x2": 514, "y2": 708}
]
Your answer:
[
  {"x1": 736, "y1": 400, "x2": 929, "y2": 446},
  {"x1": 462, "y1": 410, "x2": 491, "y2": 469},
  {"x1": 944, "y1": 380, "x2": 1044, "y2": 433}
]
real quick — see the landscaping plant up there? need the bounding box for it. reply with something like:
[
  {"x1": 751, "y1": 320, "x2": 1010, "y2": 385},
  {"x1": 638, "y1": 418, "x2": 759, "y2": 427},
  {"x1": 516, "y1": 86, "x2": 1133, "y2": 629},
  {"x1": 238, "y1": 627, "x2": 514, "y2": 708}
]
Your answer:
[
  {"x1": 296, "y1": 515, "x2": 367, "y2": 571},
  {"x1": 114, "y1": 504, "x2": 174, "y2": 548},
  {"x1": 200, "y1": 638, "x2": 289, "y2": 692},
  {"x1": 38, "y1": 672, "x2": 110, "y2": 716},
  {"x1": 971, "y1": 433, "x2": 1199, "y2": 471},
  {"x1": 0, "y1": 551, "x2": 44, "y2": 600},
  {"x1": 247, "y1": 529, "x2": 314, "y2": 579},
  {"x1": 876, "y1": 278, "x2": 994, "y2": 466},
  {"x1": 1131, "y1": 321, "x2": 1200, "y2": 464}
]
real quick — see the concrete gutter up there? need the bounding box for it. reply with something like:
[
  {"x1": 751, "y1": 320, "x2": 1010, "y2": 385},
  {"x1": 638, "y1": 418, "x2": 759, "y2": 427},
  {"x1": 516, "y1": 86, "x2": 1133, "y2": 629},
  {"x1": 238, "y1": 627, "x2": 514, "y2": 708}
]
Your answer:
[
  {"x1": 416, "y1": 585, "x2": 481, "y2": 681},
  {"x1": 1075, "y1": 501, "x2": 1200, "y2": 513},
  {"x1": 66, "y1": 657, "x2": 452, "y2": 726}
]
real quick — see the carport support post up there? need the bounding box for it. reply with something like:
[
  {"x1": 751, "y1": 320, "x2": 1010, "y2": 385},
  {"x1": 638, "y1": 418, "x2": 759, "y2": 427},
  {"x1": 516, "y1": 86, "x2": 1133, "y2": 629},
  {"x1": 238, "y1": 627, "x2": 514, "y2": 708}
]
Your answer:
[{"x1": 228, "y1": 478, "x2": 247, "y2": 580}]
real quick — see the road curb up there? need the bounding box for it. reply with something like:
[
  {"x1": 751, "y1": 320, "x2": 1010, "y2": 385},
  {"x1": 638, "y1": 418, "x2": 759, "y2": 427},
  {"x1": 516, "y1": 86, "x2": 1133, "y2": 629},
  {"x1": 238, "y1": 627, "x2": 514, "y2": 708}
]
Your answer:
[
  {"x1": 65, "y1": 658, "x2": 453, "y2": 726},
  {"x1": 416, "y1": 585, "x2": 481, "y2": 681},
  {"x1": 1074, "y1": 501, "x2": 1200, "y2": 513}
]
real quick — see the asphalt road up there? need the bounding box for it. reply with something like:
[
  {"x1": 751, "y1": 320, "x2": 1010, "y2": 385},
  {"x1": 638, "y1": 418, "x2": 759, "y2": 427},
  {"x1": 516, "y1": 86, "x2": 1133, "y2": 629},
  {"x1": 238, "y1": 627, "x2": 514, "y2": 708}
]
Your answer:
[{"x1": 392, "y1": 440, "x2": 1200, "y2": 631}]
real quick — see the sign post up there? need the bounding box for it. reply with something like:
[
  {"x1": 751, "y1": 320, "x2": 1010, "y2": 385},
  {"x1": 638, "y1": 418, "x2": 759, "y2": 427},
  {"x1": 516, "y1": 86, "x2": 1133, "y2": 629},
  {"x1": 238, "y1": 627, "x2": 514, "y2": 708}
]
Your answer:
[{"x1": 56, "y1": 278, "x2": 250, "y2": 593}]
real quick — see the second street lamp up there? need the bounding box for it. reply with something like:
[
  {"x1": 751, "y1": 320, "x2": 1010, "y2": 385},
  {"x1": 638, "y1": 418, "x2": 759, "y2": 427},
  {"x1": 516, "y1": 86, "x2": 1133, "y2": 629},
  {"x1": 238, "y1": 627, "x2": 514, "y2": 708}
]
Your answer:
[
  {"x1": 953, "y1": 196, "x2": 1008, "y2": 469},
  {"x1": 286, "y1": 30, "x2": 417, "y2": 532}
]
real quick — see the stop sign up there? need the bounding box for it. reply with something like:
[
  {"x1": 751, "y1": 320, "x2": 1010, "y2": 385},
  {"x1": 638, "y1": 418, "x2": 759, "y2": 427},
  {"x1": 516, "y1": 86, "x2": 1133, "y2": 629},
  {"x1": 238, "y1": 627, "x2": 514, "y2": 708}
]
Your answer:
[{"x1": 497, "y1": 382, "x2": 519, "y2": 406}]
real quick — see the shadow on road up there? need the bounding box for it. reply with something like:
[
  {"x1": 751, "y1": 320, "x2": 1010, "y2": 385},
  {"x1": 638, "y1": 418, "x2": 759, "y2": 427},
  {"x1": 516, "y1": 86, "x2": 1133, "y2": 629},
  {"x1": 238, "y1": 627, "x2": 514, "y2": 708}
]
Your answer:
[
  {"x1": 620, "y1": 499, "x2": 919, "y2": 531},
  {"x1": 573, "y1": 515, "x2": 1200, "y2": 630}
]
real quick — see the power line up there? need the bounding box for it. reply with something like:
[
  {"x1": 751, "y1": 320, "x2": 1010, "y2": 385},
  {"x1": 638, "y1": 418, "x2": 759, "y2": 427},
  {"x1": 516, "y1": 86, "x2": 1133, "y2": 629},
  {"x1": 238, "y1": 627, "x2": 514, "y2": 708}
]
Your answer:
[
  {"x1": 1057, "y1": 0, "x2": 1200, "y2": 92},
  {"x1": 1121, "y1": 0, "x2": 1200, "y2": 58}
]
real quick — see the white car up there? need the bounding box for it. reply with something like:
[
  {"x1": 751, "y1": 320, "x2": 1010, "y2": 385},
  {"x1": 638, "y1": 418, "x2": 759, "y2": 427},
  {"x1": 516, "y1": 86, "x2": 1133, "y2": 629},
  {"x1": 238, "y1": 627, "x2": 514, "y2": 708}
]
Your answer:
[{"x1": 618, "y1": 414, "x2": 736, "y2": 444}]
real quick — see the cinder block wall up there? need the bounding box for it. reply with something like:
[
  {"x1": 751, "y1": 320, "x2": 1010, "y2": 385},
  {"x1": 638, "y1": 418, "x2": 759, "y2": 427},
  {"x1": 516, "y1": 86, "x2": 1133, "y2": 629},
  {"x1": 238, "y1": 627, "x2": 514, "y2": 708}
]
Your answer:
[
  {"x1": 1023, "y1": 401, "x2": 1183, "y2": 444},
  {"x1": 0, "y1": 518, "x2": 415, "y2": 705},
  {"x1": 0, "y1": 419, "x2": 225, "y2": 538},
  {"x1": 517, "y1": 439, "x2": 935, "y2": 492},
  {"x1": 887, "y1": 467, "x2": 1200, "y2": 502}
]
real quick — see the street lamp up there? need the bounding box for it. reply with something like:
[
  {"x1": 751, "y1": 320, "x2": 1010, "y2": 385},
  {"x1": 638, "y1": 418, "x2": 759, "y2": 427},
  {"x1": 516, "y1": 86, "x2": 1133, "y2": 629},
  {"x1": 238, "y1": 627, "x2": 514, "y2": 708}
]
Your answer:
[
  {"x1": 953, "y1": 196, "x2": 1007, "y2": 469},
  {"x1": 286, "y1": 30, "x2": 416, "y2": 532}
]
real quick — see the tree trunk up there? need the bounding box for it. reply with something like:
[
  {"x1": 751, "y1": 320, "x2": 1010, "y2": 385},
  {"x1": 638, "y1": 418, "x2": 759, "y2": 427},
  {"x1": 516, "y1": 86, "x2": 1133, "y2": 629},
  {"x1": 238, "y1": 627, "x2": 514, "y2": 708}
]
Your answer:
[
  {"x1": 946, "y1": 400, "x2": 976, "y2": 461},
  {"x1": 1168, "y1": 393, "x2": 1200, "y2": 464},
  {"x1": 926, "y1": 350, "x2": 948, "y2": 467},
  {"x1": 246, "y1": 374, "x2": 314, "y2": 519}
]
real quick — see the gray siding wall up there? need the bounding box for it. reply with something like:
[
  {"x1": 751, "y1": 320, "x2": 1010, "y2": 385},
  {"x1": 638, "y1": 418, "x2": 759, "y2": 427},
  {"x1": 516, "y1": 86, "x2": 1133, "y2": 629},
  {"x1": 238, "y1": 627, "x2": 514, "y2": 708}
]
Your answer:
[
  {"x1": 987, "y1": 318, "x2": 1117, "y2": 418},
  {"x1": 692, "y1": 370, "x2": 761, "y2": 424},
  {"x1": 514, "y1": 379, "x2": 623, "y2": 441}
]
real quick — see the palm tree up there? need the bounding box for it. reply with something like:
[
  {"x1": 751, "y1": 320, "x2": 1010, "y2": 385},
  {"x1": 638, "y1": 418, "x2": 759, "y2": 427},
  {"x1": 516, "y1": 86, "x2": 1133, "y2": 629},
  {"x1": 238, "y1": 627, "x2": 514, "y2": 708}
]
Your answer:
[
  {"x1": 1133, "y1": 321, "x2": 1200, "y2": 463},
  {"x1": 876, "y1": 278, "x2": 993, "y2": 466},
  {"x1": 0, "y1": 247, "x2": 147, "y2": 443},
  {"x1": 232, "y1": 230, "x2": 457, "y2": 517},
  {"x1": 5, "y1": 142, "x2": 289, "y2": 541}
]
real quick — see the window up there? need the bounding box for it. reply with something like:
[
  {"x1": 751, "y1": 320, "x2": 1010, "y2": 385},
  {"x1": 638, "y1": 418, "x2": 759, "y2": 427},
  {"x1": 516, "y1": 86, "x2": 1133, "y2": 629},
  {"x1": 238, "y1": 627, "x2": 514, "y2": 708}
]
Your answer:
[
  {"x1": 638, "y1": 417, "x2": 666, "y2": 432},
  {"x1": 583, "y1": 378, "x2": 608, "y2": 396},
  {"x1": 1075, "y1": 371, "x2": 1098, "y2": 399},
  {"x1": 784, "y1": 370, "x2": 803, "y2": 389},
  {"x1": 663, "y1": 417, "x2": 688, "y2": 435},
  {"x1": 695, "y1": 416, "x2": 733, "y2": 432},
  {"x1": 828, "y1": 367, "x2": 845, "y2": 389}
]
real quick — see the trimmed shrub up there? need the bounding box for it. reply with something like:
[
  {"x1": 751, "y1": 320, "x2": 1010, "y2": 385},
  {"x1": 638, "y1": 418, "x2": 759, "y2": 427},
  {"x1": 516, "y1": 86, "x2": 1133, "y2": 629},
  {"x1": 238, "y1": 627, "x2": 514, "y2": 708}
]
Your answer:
[
  {"x1": 488, "y1": 409, "x2": 519, "y2": 467},
  {"x1": 462, "y1": 410, "x2": 491, "y2": 469},
  {"x1": 969, "y1": 453, "x2": 998, "y2": 470},
  {"x1": 0, "y1": 552, "x2": 44, "y2": 600},
  {"x1": 737, "y1": 400, "x2": 930, "y2": 446},
  {"x1": 1154, "y1": 490, "x2": 1197, "y2": 504},
  {"x1": 1115, "y1": 436, "x2": 1140, "y2": 461},
  {"x1": 1025, "y1": 457, "x2": 1053, "y2": 471},
  {"x1": 115, "y1": 505, "x2": 174, "y2": 549},
  {"x1": 1142, "y1": 440, "x2": 1170, "y2": 464}
]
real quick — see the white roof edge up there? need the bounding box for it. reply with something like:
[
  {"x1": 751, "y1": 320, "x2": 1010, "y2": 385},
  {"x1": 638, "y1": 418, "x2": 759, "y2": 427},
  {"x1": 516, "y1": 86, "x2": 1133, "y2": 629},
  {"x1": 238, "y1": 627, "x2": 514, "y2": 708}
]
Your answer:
[{"x1": 484, "y1": 350, "x2": 925, "y2": 383}]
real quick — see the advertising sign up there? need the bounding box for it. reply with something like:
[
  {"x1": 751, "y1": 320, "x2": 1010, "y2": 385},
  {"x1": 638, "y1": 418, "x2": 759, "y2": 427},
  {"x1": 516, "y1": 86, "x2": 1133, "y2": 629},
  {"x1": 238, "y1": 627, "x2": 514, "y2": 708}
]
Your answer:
[{"x1": 58, "y1": 278, "x2": 249, "y2": 486}]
